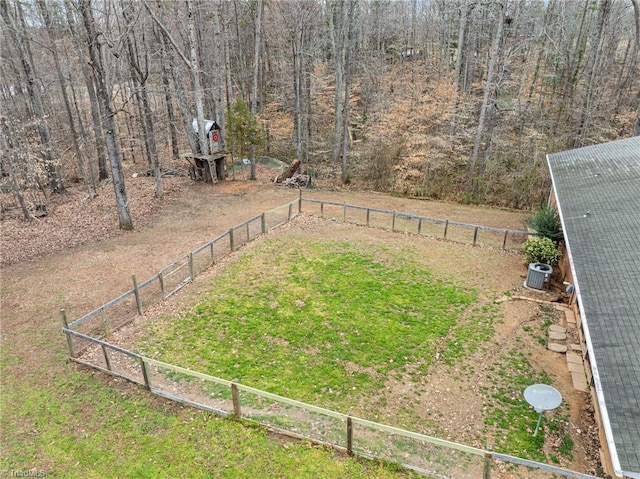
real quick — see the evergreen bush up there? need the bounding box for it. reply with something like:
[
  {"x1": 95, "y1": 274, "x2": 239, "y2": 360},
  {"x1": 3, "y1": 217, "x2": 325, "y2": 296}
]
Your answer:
[
  {"x1": 526, "y1": 205, "x2": 564, "y2": 242},
  {"x1": 523, "y1": 237, "x2": 562, "y2": 265}
]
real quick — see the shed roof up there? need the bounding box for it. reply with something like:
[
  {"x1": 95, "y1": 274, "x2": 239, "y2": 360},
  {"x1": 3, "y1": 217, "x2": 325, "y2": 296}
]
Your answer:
[
  {"x1": 547, "y1": 136, "x2": 640, "y2": 479},
  {"x1": 192, "y1": 119, "x2": 220, "y2": 135}
]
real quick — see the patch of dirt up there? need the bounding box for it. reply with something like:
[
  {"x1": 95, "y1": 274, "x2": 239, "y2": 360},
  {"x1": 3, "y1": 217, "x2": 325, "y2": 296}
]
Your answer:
[{"x1": 1, "y1": 175, "x2": 600, "y2": 476}]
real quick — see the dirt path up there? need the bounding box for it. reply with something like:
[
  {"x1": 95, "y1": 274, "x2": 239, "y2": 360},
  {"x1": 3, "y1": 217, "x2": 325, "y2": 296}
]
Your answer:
[{"x1": 1, "y1": 177, "x2": 597, "y2": 475}]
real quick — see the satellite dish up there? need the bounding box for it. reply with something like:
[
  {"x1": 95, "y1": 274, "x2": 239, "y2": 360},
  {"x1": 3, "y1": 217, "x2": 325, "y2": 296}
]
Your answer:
[{"x1": 524, "y1": 384, "x2": 562, "y2": 436}]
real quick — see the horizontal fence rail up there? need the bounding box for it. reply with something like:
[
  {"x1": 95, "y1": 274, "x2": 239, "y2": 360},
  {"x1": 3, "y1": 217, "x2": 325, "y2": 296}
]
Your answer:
[
  {"x1": 300, "y1": 198, "x2": 531, "y2": 250},
  {"x1": 61, "y1": 330, "x2": 601, "y2": 479},
  {"x1": 61, "y1": 196, "x2": 598, "y2": 479}
]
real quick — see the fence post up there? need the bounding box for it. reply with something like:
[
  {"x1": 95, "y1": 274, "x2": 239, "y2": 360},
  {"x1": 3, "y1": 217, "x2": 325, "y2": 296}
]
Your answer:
[
  {"x1": 298, "y1": 189, "x2": 302, "y2": 213},
  {"x1": 346, "y1": 413, "x2": 353, "y2": 456},
  {"x1": 321, "y1": 202, "x2": 324, "y2": 218},
  {"x1": 502, "y1": 230, "x2": 509, "y2": 250},
  {"x1": 229, "y1": 228, "x2": 235, "y2": 252},
  {"x1": 159, "y1": 271, "x2": 165, "y2": 298},
  {"x1": 473, "y1": 227, "x2": 479, "y2": 246},
  {"x1": 60, "y1": 309, "x2": 75, "y2": 358},
  {"x1": 261, "y1": 213, "x2": 266, "y2": 233},
  {"x1": 444, "y1": 219, "x2": 449, "y2": 239},
  {"x1": 139, "y1": 358, "x2": 151, "y2": 390},
  {"x1": 483, "y1": 445, "x2": 493, "y2": 479},
  {"x1": 288, "y1": 202, "x2": 293, "y2": 220},
  {"x1": 100, "y1": 306, "x2": 111, "y2": 338},
  {"x1": 392, "y1": 211, "x2": 396, "y2": 232},
  {"x1": 231, "y1": 381, "x2": 241, "y2": 417},
  {"x1": 101, "y1": 344, "x2": 111, "y2": 371},
  {"x1": 132, "y1": 273, "x2": 143, "y2": 316},
  {"x1": 418, "y1": 217, "x2": 423, "y2": 235},
  {"x1": 342, "y1": 202, "x2": 347, "y2": 222},
  {"x1": 210, "y1": 242, "x2": 215, "y2": 264},
  {"x1": 246, "y1": 221, "x2": 250, "y2": 242},
  {"x1": 188, "y1": 253, "x2": 194, "y2": 281},
  {"x1": 366, "y1": 208, "x2": 370, "y2": 227}
]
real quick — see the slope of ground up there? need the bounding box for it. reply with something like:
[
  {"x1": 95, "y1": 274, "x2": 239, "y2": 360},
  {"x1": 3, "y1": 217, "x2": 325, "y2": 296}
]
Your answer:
[{"x1": 0, "y1": 176, "x2": 600, "y2": 477}]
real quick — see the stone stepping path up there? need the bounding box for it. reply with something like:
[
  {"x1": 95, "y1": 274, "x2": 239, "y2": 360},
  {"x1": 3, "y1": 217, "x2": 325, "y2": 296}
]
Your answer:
[
  {"x1": 548, "y1": 343, "x2": 568, "y2": 353},
  {"x1": 566, "y1": 351, "x2": 589, "y2": 392},
  {"x1": 545, "y1": 315, "x2": 589, "y2": 392}
]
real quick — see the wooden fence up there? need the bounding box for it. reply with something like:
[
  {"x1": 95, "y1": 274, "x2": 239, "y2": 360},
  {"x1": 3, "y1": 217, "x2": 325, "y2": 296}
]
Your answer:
[
  {"x1": 61, "y1": 330, "x2": 600, "y2": 479},
  {"x1": 63, "y1": 201, "x2": 298, "y2": 348},
  {"x1": 300, "y1": 197, "x2": 530, "y2": 250},
  {"x1": 61, "y1": 197, "x2": 599, "y2": 479}
]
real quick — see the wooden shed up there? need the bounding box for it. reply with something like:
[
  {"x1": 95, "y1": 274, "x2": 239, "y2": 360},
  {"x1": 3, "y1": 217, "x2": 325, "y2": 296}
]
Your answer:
[{"x1": 182, "y1": 119, "x2": 226, "y2": 183}]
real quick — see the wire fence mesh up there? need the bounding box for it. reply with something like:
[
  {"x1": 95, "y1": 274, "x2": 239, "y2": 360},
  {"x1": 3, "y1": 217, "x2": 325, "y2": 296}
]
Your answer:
[
  {"x1": 300, "y1": 198, "x2": 529, "y2": 250},
  {"x1": 60, "y1": 197, "x2": 599, "y2": 479}
]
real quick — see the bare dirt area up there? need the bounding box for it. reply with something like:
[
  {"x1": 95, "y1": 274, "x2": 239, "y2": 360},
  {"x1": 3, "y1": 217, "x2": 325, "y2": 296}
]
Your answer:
[{"x1": 1, "y1": 174, "x2": 600, "y2": 476}]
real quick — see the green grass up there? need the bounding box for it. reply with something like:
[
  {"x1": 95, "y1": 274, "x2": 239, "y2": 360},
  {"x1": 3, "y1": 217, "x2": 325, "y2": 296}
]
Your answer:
[
  {"x1": 139, "y1": 238, "x2": 482, "y2": 417},
  {"x1": 559, "y1": 432, "x2": 574, "y2": 460},
  {"x1": 0, "y1": 368, "x2": 419, "y2": 479},
  {"x1": 484, "y1": 349, "x2": 554, "y2": 462}
]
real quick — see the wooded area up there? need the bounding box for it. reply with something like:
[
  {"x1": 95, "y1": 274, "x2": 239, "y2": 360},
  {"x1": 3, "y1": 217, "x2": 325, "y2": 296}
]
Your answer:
[{"x1": 1, "y1": 0, "x2": 638, "y2": 228}]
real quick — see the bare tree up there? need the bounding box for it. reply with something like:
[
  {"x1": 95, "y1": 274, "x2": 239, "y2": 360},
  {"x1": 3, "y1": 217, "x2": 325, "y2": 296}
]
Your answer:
[
  {"x1": 79, "y1": 0, "x2": 133, "y2": 230},
  {"x1": 453, "y1": 0, "x2": 476, "y2": 93},
  {"x1": 0, "y1": 0, "x2": 65, "y2": 194},
  {"x1": 187, "y1": 0, "x2": 208, "y2": 156},
  {"x1": 121, "y1": 1, "x2": 162, "y2": 198},
  {"x1": 0, "y1": 117, "x2": 31, "y2": 221},
  {"x1": 249, "y1": 0, "x2": 263, "y2": 180},
  {"x1": 340, "y1": 0, "x2": 356, "y2": 184},
  {"x1": 211, "y1": 2, "x2": 226, "y2": 151},
  {"x1": 62, "y1": 0, "x2": 108, "y2": 181},
  {"x1": 36, "y1": 0, "x2": 95, "y2": 198},
  {"x1": 574, "y1": 0, "x2": 612, "y2": 147},
  {"x1": 328, "y1": 0, "x2": 347, "y2": 174},
  {"x1": 469, "y1": 1, "x2": 504, "y2": 181}
]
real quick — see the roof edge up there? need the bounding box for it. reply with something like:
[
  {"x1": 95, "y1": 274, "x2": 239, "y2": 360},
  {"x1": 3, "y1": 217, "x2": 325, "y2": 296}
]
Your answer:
[{"x1": 546, "y1": 154, "x2": 625, "y2": 478}]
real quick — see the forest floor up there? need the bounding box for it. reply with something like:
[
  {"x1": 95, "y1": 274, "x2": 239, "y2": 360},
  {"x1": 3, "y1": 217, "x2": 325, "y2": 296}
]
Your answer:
[{"x1": 0, "y1": 168, "x2": 602, "y2": 477}]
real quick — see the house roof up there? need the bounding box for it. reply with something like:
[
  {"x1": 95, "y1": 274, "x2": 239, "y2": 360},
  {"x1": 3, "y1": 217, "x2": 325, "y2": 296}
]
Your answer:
[{"x1": 547, "y1": 136, "x2": 640, "y2": 479}]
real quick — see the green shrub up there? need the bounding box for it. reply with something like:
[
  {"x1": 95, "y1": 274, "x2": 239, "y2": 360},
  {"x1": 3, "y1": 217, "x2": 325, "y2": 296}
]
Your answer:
[
  {"x1": 523, "y1": 237, "x2": 562, "y2": 265},
  {"x1": 526, "y1": 205, "x2": 563, "y2": 242}
]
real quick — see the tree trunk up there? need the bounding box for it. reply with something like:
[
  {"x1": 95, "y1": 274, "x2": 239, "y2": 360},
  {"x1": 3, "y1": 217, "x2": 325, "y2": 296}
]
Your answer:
[
  {"x1": 36, "y1": 0, "x2": 94, "y2": 197},
  {"x1": 293, "y1": 21, "x2": 303, "y2": 164},
  {"x1": 574, "y1": 0, "x2": 611, "y2": 147},
  {"x1": 0, "y1": 118, "x2": 31, "y2": 221},
  {"x1": 212, "y1": 3, "x2": 226, "y2": 151},
  {"x1": 454, "y1": 1, "x2": 474, "y2": 93},
  {"x1": 329, "y1": 0, "x2": 346, "y2": 171},
  {"x1": 250, "y1": 0, "x2": 263, "y2": 180},
  {"x1": 1, "y1": 0, "x2": 66, "y2": 194},
  {"x1": 469, "y1": 3, "x2": 504, "y2": 181},
  {"x1": 527, "y1": 0, "x2": 554, "y2": 103},
  {"x1": 232, "y1": 0, "x2": 248, "y2": 103},
  {"x1": 63, "y1": 0, "x2": 108, "y2": 181},
  {"x1": 148, "y1": 0, "x2": 199, "y2": 154},
  {"x1": 122, "y1": 2, "x2": 161, "y2": 198},
  {"x1": 160, "y1": 48, "x2": 179, "y2": 159},
  {"x1": 275, "y1": 159, "x2": 301, "y2": 183},
  {"x1": 80, "y1": 0, "x2": 133, "y2": 230},
  {"x1": 223, "y1": 11, "x2": 234, "y2": 117},
  {"x1": 304, "y1": 36, "x2": 313, "y2": 164},
  {"x1": 187, "y1": 0, "x2": 209, "y2": 156},
  {"x1": 68, "y1": 69, "x2": 99, "y2": 190},
  {"x1": 341, "y1": 0, "x2": 356, "y2": 184}
]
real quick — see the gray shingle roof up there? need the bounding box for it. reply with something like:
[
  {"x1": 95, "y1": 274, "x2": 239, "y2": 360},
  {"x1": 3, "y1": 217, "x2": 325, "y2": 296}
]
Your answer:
[{"x1": 547, "y1": 136, "x2": 640, "y2": 479}]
